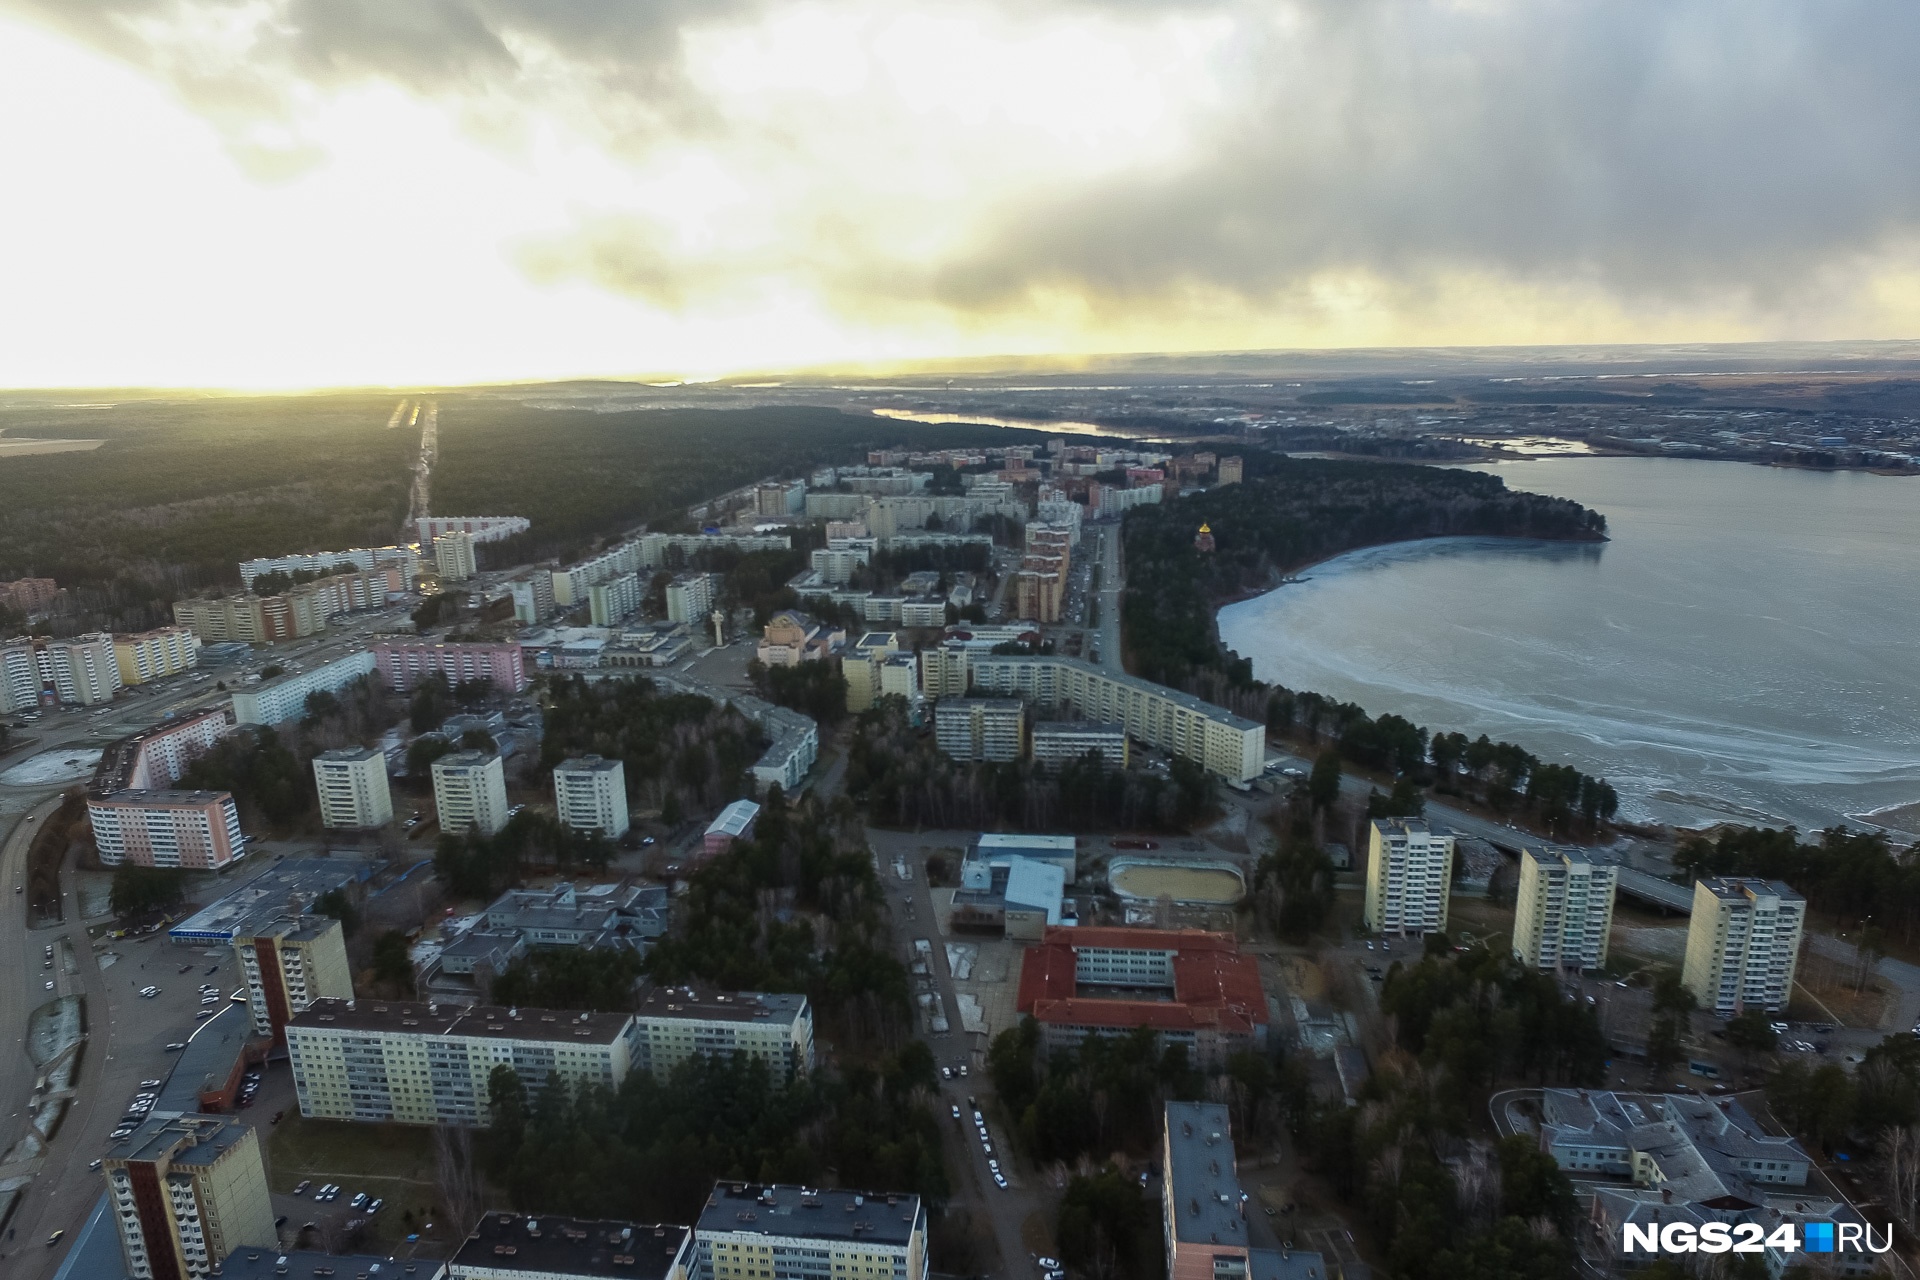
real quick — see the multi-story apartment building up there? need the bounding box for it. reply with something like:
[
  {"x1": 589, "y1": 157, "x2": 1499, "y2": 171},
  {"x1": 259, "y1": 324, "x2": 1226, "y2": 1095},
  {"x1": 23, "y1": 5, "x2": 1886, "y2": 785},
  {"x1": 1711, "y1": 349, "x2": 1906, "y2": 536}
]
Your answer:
[
  {"x1": 0, "y1": 635, "x2": 39, "y2": 711},
  {"x1": 93, "y1": 707, "x2": 233, "y2": 793},
  {"x1": 233, "y1": 914, "x2": 354, "y2": 1042},
  {"x1": 507, "y1": 570, "x2": 556, "y2": 624},
  {"x1": 934, "y1": 698, "x2": 1025, "y2": 763},
  {"x1": 666, "y1": 573, "x2": 719, "y2": 625},
  {"x1": 952, "y1": 652, "x2": 1265, "y2": 782},
  {"x1": 433, "y1": 750, "x2": 511, "y2": 836},
  {"x1": 114, "y1": 625, "x2": 201, "y2": 685},
  {"x1": 104, "y1": 1112, "x2": 276, "y2": 1280},
  {"x1": 1215, "y1": 456, "x2": 1243, "y2": 485},
  {"x1": 841, "y1": 632, "x2": 899, "y2": 712},
  {"x1": 416, "y1": 515, "x2": 530, "y2": 545},
  {"x1": 286, "y1": 998, "x2": 638, "y2": 1126},
  {"x1": 434, "y1": 530, "x2": 479, "y2": 582},
  {"x1": 229, "y1": 650, "x2": 378, "y2": 726},
  {"x1": 692, "y1": 1184, "x2": 927, "y2": 1280},
  {"x1": 808, "y1": 546, "x2": 870, "y2": 586},
  {"x1": 450, "y1": 1214, "x2": 693, "y2": 1280},
  {"x1": 1030, "y1": 720, "x2": 1128, "y2": 770},
  {"x1": 554, "y1": 755, "x2": 629, "y2": 839},
  {"x1": 237, "y1": 545, "x2": 414, "y2": 589},
  {"x1": 1017, "y1": 928, "x2": 1268, "y2": 1067},
  {"x1": 174, "y1": 567, "x2": 405, "y2": 644},
  {"x1": 373, "y1": 639, "x2": 528, "y2": 694},
  {"x1": 27, "y1": 631, "x2": 124, "y2": 705},
  {"x1": 89, "y1": 790, "x2": 247, "y2": 869},
  {"x1": 633, "y1": 984, "x2": 814, "y2": 1082},
  {"x1": 754, "y1": 479, "x2": 806, "y2": 516},
  {"x1": 1163, "y1": 1103, "x2": 1324, "y2": 1280},
  {"x1": 588, "y1": 571, "x2": 644, "y2": 626},
  {"x1": 1363, "y1": 818, "x2": 1455, "y2": 936},
  {"x1": 312, "y1": 746, "x2": 394, "y2": 829},
  {"x1": 1513, "y1": 845, "x2": 1617, "y2": 971},
  {"x1": 0, "y1": 575, "x2": 61, "y2": 614},
  {"x1": 1682, "y1": 877, "x2": 1807, "y2": 1015}
]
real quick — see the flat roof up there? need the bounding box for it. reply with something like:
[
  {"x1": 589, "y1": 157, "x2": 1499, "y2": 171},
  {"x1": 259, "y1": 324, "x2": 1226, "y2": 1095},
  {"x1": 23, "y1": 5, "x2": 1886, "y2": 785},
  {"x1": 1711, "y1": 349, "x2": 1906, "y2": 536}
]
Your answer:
[
  {"x1": 975, "y1": 833, "x2": 1076, "y2": 854},
  {"x1": 289, "y1": 998, "x2": 631, "y2": 1046},
  {"x1": 112, "y1": 1111, "x2": 253, "y2": 1169},
  {"x1": 156, "y1": 1002, "x2": 254, "y2": 1113},
  {"x1": 1031, "y1": 721, "x2": 1125, "y2": 737},
  {"x1": 1701, "y1": 876, "x2": 1805, "y2": 903},
  {"x1": 697, "y1": 1184, "x2": 923, "y2": 1246},
  {"x1": 451, "y1": 1213, "x2": 689, "y2": 1280},
  {"x1": 555, "y1": 755, "x2": 623, "y2": 774},
  {"x1": 1165, "y1": 1102, "x2": 1250, "y2": 1249},
  {"x1": 639, "y1": 983, "x2": 808, "y2": 1027},
  {"x1": 94, "y1": 789, "x2": 232, "y2": 808},
  {"x1": 706, "y1": 800, "x2": 761, "y2": 838},
  {"x1": 316, "y1": 746, "x2": 385, "y2": 762},
  {"x1": 169, "y1": 857, "x2": 370, "y2": 943},
  {"x1": 214, "y1": 1248, "x2": 443, "y2": 1280}
]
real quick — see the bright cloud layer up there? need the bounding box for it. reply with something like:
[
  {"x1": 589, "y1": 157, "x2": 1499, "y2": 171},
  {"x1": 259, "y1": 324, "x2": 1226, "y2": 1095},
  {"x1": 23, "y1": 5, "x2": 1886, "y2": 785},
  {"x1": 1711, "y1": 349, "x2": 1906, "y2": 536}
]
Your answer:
[{"x1": 3, "y1": 0, "x2": 1919, "y2": 387}]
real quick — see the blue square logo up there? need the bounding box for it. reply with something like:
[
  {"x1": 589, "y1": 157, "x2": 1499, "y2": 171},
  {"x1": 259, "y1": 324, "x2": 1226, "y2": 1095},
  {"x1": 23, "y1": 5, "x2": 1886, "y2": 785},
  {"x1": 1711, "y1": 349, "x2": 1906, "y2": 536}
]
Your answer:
[{"x1": 1804, "y1": 1222, "x2": 1835, "y2": 1253}]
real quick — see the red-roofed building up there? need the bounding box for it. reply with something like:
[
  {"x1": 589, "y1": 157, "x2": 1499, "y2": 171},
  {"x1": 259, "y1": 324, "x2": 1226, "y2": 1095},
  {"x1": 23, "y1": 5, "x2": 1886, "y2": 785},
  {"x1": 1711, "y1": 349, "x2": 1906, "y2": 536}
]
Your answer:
[{"x1": 1016, "y1": 926, "x2": 1267, "y2": 1065}]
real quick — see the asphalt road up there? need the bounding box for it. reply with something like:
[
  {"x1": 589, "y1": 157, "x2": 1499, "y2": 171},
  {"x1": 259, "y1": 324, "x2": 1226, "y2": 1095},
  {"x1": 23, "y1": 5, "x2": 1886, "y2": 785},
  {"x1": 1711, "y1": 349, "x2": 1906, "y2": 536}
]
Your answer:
[{"x1": 1090, "y1": 522, "x2": 1123, "y2": 671}]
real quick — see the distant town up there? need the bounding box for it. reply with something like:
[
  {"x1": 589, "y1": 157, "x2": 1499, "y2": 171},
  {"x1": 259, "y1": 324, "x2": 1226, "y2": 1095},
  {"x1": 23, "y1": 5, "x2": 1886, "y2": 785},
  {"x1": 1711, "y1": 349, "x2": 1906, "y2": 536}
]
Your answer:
[{"x1": 1, "y1": 411, "x2": 1912, "y2": 1280}]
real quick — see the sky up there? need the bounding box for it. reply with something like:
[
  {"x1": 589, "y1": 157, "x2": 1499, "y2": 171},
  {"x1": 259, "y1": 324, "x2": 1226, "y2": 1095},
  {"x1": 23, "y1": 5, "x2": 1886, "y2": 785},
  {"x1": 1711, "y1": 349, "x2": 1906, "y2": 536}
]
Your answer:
[{"x1": 3, "y1": 0, "x2": 1919, "y2": 389}]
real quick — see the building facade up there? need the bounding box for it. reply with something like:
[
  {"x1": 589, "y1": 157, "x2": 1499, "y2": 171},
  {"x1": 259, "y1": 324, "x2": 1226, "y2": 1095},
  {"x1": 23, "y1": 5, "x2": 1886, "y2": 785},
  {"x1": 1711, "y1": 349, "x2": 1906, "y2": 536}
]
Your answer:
[
  {"x1": 233, "y1": 914, "x2": 354, "y2": 1042},
  {"x1": 692, "y1": 1184, "x2": 927, "y2": 1280},
  {"x1": 1363, "y1": 818, "x2": 1455, "y2": 936},
  {"x1": 237, "y1": 545, "x2": 413, "y2": 589},
  {"x1": 31, "y1": 631, "x2": 124, "y2": 705},
  {"x1": 588, "y1": 571, "x2": 644, "y2": 626},
  {"x1": 416, "y1": 515, "x2": 530, "y2": 544},
  {"x1": 435, "y1": 530, "x2": 479, "y2": 581},
  {"x1": 115, "y1": 626, "x2": 201, "y2": 685},
  {"x1": 934, "y1": 697, "x2": 1025, "y2": 762},
  {"x1": 554, "y1": 755, "x2": 630, "y2": 839},
  {"x1": 841, "y1": 632, "x2": 899, "y2": 712},
  {"x1": 229, "y1": 650, "x2": 378, "y2": 726},
  {"x1": 433, "y1": 751, "x2": 511, "y2": 836},
  {"x1": 312, "y1": 746, "x2": 394, "y2": 829},
  {"x1": 634, "y1": 984, "x2": 815, "y2": 1081},
  {"x1": 374, "y1": 639, "x2": 528, "y2": 694},
  {"x1": 103, "y1": 1113, "x2": 277, "y2": 1280},
  {"x1": 1030, "y1": 720, "x2": 1128, "y2": 770},
  {"x1": 93, "y1": 707, "x2": 234, "y2": 793},
  {"x1": 286, "y1": 998, "x2": 637, "y2": 1126},
  {"x1": 666, "y1": 573, "x2": 719, "y2": 625},
  {"x1": 1513, "y1": 845, "x2": 1617, "y2": 971},
  {"x1": 90, "y1": 790, "x2": 247, "y2": 869},
  {"x1": 1682, "y1": 878, "x2": 1807, "y2": 1015}
]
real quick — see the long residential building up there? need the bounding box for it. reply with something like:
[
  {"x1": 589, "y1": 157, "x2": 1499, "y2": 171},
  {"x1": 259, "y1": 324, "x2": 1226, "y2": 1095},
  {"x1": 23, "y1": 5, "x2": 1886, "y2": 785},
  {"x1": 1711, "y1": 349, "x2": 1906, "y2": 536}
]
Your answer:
[
  {"x1": 1030, "y1": 719, "x2": 1128, "y2": 769},
  {"x1": 634, "y1": 983, "x2": 815, "y2": 1082},
  {"x1": 174, "y1": 566, "x2": 405, "y2": 644},
  {"x1": 89, "y1": 790, "x2": 247, "y2": 869},
  {"x1": 92, "y1": 707, "x2": 234, "y2": 793},
  {"x1": 933, "y1": 650, "x2": 1264, "y2": 781},
  {"x1": 233, "y1": 914, "x2": 354, "y2": 1042},
  {"x1": 1513, "y1": 845, "x2": 1617, "y2": 971},
  {"x1": 692, "y1": 1183, "x2": 927, "y2": 1280},
  {"x1": 103, "y1": 1112, "x2": 277, "y2": 1280},
  {"x1": 312, "y1": 745, "x2": 394, "y2": 829},
  {"x1": 554, "y1": 755, "x2": 629, "y2": 838},
  {"x1": 1363, "y1": 818, "x2": 1454, "y2": 936},
  {"x1": 1682, "y1": 877, "x2": 1807, "y2": 1015},
  {"x1": 7, "y1": 631, "x2": 125, "y2": 705},
  {"x1": 416, "y1": 515, "x2": 530, "y2": 544},
  {"x1": 451, "y1": 1213, "x2": 693, "y2": 1280},
  {"x1": 286, "y1": 998, "x2": 639, "y2": 1126},
  {"x1": 1016, "y1": 927, "x2": 1268, "y2": 1066},
  {"x1": 229, "y1": 649, "x2": 378, "y2": 726},
  {"x1": 237, "y1": 545, "x2": 414, "y2": 589},
  {"x1": 1163, "y1": 1102, "x2": 1325, "y2": 1280},
  {"x1": 374, "y1": 638, "x2": 528, "y2": 694},
  {"x1": 114, "y1": 625, "x2": 201, "y2": 685}
]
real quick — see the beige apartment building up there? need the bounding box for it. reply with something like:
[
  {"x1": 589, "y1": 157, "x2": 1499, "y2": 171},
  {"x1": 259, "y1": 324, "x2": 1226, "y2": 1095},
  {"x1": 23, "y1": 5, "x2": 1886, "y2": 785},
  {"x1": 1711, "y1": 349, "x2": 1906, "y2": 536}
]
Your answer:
[
  {"x1": 103, "y1": 1113, "x2": 276, "y2": 1280},
  {"x1": 1363, "y1": 818, "x2": 1455, "y2": 936},
  {"x1": 433, "y1": 750, "x2": 510, "y2": 836},
  {"x1": 312, "y1": 745, "x2": 394, "y2": 829},
  {"x1": 1513, "y1": 845, "x2": 1617, "y2": 971},
  {"x1": 633, "y1": 984, "x2": 815, "y2": 1082},
  {"x1": 693, "y1": 1184, "x2": 927, "y2": 1280},
  {"x1": 434, "y1": 529, "x2": 478, "y2": 581},
  {"x1": 1682, "y1": 877, "x2": 1807, "y2": 1015},
  {"x1": 114, "y1": 625, "x2": 200, "y2": 685},
  {"x1": 233, "y1": 914, "x2": 354, "y2": 1042}
]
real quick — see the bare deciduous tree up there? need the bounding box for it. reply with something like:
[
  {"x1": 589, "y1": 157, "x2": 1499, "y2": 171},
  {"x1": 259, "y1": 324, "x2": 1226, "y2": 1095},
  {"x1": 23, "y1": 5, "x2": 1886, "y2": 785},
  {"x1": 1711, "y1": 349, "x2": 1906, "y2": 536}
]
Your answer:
[{"x1": 435, "y1": 1123, "x2": 484, "y2": 1234}]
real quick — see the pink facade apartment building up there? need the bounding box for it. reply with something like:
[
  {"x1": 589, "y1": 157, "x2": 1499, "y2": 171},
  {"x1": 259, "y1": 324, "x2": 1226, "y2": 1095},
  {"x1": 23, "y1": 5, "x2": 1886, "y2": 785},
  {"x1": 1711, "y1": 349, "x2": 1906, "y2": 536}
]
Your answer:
[
  {"x1": 89, "y1": 790, "x2": 246, "y2": 869},
  {"x1": 372, "y1": 640, "x2": 527, "y2": 694}
]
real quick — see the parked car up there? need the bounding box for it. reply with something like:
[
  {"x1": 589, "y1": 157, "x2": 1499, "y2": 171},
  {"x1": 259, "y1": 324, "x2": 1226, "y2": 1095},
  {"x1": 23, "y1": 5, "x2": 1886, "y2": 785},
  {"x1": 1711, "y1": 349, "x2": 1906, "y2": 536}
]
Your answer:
[
  {"x1": 293, "y1": 1180, "x2": 311, "y2": 1196},
  {"x1": 350, "y1": 1192, "x2": 368, "y2": 1209},
  {"x1": 367, "y1": 1199, "x2": 384, "y2": 1215}
]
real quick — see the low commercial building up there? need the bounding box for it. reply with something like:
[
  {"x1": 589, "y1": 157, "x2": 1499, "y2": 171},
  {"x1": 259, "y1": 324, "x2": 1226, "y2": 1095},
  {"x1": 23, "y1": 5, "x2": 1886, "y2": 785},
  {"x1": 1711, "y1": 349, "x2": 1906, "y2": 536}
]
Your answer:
[
  {"x1": 666, "y1": 573, "x2": 719, "y2": 625},
  {"x1": 1163, "y1": 1102, "x2": 1324, "y2": 1280},
  {"x1": 605, "y1": 622, "x2": 694, "y2": 669},
  {"x1": 934, "y1": 697, "x2": 1024, "y2": 762},
  {"x1": 312, "y1": 745, "x2": 394, "y2": 829},
  {"x1": 374, "y1": 638, "x2": 528, "y2": 694},
  {"x1": 166, "y1": 856, "x2": 371, "y2": 946},
  {"x1": 635, "y1": 983, "x2": 815, "y2": 1081},
  {"x1": 434, "y1": 750, "x2": 511, "y2": 836},
  {"x1": 1682, "y1": 877, "x2": 1807, "y2": 1015},
  {"x1": 1363, "y1": 818, "x2": 1455, "y2": 936},
  {"x1": 435, "y1": 529, "x2": 479, "y2": 581},
  {"x1": 104, "y1": 1112, "x2": 276, "y2": 1280},
  {"x1": 1513, "y1": 845, "x2": 1617, "y2": 971},
  {"x1": 481, "y1": 880, "x2": 667, "y2": 951},
  {"x1": 92, "y1": 706, "x2": 234, "y2": 793},
  {"x1": 952, "y1": 854, "x2": 1066, "y2": 940},
  {"x1": 287, "y1": 998, "x2": 639, "y2": 1126},
  {"x1": 451, "y1": 1213, "x2": 692, "y2": 1280},
  {"x1": 89, "y1": 790, "x2": 247, "y2": 870},
  {"x1": 1030, "y1": 720, "x2": 1128, "y2": 769},
  {"x1": 233, "y1": 914, "x2": 354, "y2": 1042},
  {"x1": 703, "y1": 800, "x2": 760, "y2": 859},
  {"x1": 1016, "y1": 927, "x2": 1268, "y2": 1066},
  {"x1": 692, "y1": 1183, "x2": 927, "y2": 1280},
  {"x1": 971, "y1": 833, "x2": 1077, "y2": 884},
  {"x1": 114, "y1": 625, "x2": 201, "y2": 685},
  {"x1": 554, "y1": 755, "x2": 630, "y2": 838},
  {"x1": 230, "y1": 649, "x2": 379, "y2": 726}
]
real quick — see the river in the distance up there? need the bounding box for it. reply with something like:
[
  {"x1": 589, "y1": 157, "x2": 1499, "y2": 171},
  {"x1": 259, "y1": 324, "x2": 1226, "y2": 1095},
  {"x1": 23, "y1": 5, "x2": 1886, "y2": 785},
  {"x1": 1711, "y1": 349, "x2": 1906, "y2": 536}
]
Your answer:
[{"x1": 1216, "y1": 457, "x2": 1920, "y2": 832}]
